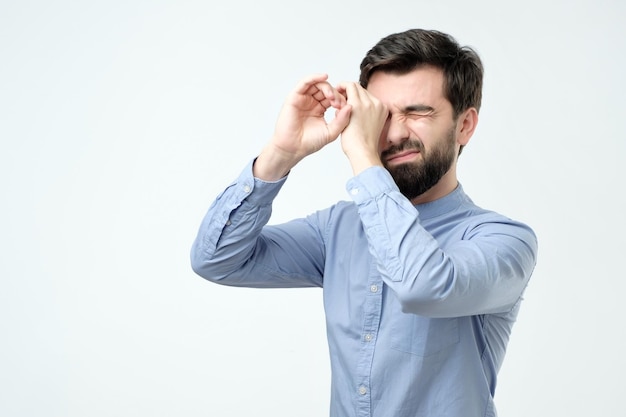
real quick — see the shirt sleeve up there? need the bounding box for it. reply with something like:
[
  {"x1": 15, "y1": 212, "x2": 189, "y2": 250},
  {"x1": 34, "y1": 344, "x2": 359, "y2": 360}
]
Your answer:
[
  {"x1": 346, "y1": 166, "x2": 538, "y2": 318},
  {"x1": 190, "y1": 159, "x2": 325, "y2": 288}
]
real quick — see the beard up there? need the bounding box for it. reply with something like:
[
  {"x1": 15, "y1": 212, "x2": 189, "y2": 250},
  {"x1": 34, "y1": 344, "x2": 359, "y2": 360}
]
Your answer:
[{"x1": 381, "y1": 127, "x2": 457, "y2": 201}]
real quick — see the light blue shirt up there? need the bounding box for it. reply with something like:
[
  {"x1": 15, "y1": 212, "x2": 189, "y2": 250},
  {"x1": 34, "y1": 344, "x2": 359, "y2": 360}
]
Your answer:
[{"x1": 191, "y1": 160, "x2": 538, "y2": 417}]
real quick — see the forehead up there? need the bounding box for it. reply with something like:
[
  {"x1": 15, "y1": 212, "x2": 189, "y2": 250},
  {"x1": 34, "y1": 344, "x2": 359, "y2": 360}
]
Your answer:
[{"x1": 366, "y1": 66, "x2": 448, "y2": 111}]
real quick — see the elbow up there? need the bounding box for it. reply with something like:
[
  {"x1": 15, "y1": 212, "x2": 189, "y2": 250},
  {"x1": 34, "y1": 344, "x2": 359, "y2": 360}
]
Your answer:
[
  {"x1": 190, "y1": 256, "x2": 210, "y2": 281},
  {"x1": 393, "y1": 278, "x2": 455, "y2": 318},
  {"x1": 190, "y1": 255, "x2": 215, "y2": 283},
  {"x1": 396, "y1": 292, "x2": 450, "y2": 318},
  {"x1": 392, "y1": 264, "x2": 464, "y2": 317},
  {"x1": 189, "y1": 238, "x2": 252, "y2": 286},
  {"x1": 190, "y1": 257, "x2": 232, "y2": 284},
  {"x1": 190, "y1": 244, "x2": 225, "y2": 284}
]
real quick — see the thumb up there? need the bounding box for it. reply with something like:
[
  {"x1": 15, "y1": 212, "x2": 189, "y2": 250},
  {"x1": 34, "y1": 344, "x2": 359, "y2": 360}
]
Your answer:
[{"x1": 326, "y1": 104, "x2": 352, "y2": 140}]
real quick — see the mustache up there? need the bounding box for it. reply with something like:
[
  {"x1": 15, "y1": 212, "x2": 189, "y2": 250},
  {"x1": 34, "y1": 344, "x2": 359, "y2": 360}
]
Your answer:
[{"x1": 380, "y1": 140, "x2": 425, "y2": 160}]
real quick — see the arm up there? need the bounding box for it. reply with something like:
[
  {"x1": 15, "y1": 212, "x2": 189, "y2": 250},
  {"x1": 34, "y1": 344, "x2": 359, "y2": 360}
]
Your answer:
[
  {"x1": 335, "y1": 82, "x2": 537, "y2": 317},
  {"x1": 190, "y1": 160, "x2": 327, "y2": 288},
  {"x1": 191, "y1": 74, "x2": 351, "y2": 286},
  {"x1": 348, "y1": 167, "x2": 538, "y2": 318},
  {"x1": 253, "y1": 73, "x2": 352, "y2": 180}
]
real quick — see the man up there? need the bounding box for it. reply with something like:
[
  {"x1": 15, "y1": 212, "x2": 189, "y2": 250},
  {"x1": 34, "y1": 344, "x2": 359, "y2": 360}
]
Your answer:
[{"x1": 191, "y1": 28, "x2": 538, "y2": 417}]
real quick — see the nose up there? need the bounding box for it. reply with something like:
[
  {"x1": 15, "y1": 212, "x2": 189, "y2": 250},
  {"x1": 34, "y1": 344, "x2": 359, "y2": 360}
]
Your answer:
[{"x1": 382, "y1": 116, "x2": 410, "y2": 147}]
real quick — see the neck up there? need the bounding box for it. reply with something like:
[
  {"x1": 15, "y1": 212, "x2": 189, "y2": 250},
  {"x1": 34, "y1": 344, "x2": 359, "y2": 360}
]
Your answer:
[{"x1": 410, "y1": 166, "x2": 458, "y2": 205}]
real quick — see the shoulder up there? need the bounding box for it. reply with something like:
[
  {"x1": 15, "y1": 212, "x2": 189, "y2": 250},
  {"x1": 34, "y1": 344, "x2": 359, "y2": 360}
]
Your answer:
[
  {"x1": 307, "y1": 200, "x2": 358, "y2": 224},
  {"x1": 459, "y1": 201, "x2": 538, "y2": 256},
  {"x1": 302, "y1": 200, "x2": 361, "y2": 238}
]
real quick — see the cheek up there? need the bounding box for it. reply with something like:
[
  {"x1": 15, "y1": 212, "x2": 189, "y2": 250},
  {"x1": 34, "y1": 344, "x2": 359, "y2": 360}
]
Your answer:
[
  {"x1": 410, "y1": 118, "x2": 432, "y2": 131},
  {"x1": 408, "y1": 119, "x2": 449, "y2": 144}
]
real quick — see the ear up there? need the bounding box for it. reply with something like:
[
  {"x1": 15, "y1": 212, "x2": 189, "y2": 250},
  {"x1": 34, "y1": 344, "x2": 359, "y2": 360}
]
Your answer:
[{"x1": 456, "y1": 108, "x2": 479, "y2": 147}]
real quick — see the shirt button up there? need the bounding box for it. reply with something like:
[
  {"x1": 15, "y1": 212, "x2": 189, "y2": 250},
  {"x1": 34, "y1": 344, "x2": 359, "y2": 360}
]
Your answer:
[
  {"x1": 226, "y1": 220, "x2": 232, "y2": 226},
  {"x1": 370, "y1": 284, "x2": 378, "y2": 293},
  {"x1": 358, "y1": 386, "x2": 367, "y2": 395},
  {"x1": 243, "y1": 185, "x2": 251, "y2": 193},
  {"x1": 364, "y1": 334, "x2": 373, "y2": 342},
  {"x1": 350, "y1": 188, "x2": 359, "y2": 196}
]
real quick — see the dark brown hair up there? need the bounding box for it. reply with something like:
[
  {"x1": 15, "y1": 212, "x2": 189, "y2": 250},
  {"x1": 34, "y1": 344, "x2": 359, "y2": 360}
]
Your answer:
[{"x1": 359, "y1": 29, "x2": 484, "y2": 119}]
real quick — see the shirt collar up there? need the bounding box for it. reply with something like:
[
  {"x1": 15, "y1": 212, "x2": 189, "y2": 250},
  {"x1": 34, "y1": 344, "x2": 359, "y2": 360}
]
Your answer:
[{"x1": 414, "y1": 183, "x2": 469, "y2": 219}]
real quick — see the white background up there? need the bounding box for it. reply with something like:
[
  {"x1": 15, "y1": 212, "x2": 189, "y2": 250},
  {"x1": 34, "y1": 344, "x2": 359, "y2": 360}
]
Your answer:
[{"x1": 1, "y1": 0, "x2": 625, "y2": 416}]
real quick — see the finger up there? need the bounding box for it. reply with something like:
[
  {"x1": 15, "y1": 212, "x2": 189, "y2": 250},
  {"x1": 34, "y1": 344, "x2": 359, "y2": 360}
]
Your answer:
[
  {"x1": 347, "y1": 81, "x2": 371, "y2": 103},
  {"x1": 315, "y1": 82, "x2": 344, "y2": 105},
  {"x1": 294, "y1": 73, "x2": 329, "y2": 94},
  {"x1": 336, "y1": 81, "x2": 363, "y2": 105},
  {"x1": 335, "y1": 82, "x2": 348, "y2": 96},
  {"x1": 312, "y1": 89, "x2": 328, "y2": 102},
  {"x1": 326, "y1": 104, "x2": 352, "y2": 139},
  {"x1": 335, "y1": 81, "x2": 359, "y2": 94},
  {"x1": 332, "y1": 85, "x2": 348, "y2": 108},
  {"x1": 308, "y1": 82, "x2": 347, "y2": 110}
]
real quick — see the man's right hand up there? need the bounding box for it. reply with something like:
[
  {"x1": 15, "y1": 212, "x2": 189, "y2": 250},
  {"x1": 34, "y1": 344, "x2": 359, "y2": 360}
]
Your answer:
[{"x1": 253, "y1": 74, "x2": 352, "y2": 181}]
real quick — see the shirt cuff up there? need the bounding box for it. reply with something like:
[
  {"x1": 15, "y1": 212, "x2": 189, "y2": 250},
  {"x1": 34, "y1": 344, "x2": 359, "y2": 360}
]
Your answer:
[
  {"x1": 236, "y1": 158, "x2": 287, "y2": 206},
  {"x1": 345, "y1": 166, "x2": 399, "y2": 203}
]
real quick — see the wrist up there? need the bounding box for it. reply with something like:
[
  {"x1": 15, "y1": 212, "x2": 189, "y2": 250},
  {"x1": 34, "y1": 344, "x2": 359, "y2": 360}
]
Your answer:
[
  {"x1": 253, "y1": 145, "x2": 300, "y2": 181},
  {"x1": 346, "y1": 150, "x2": 383, "y2": 176}
]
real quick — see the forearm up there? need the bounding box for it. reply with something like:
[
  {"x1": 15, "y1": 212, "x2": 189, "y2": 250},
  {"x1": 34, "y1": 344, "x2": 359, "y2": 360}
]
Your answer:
[
  {"x1": 345, "y1": 147, "x2": 384, "y2": 176},
  {"x1": 190, "y1": 160, "x2": 285, "y2": 283},
  {"x1": 252, "y1": 143, "x2": 300, "y2": 181},
  {"x1": 381, "y1": 226, "x2": 536, "y2": 318},
  {"x1": 190, "y1": 159, "x2": 326, "y2": 288},
  {"x1": 348, "y1": 167, "x2": 538, "y2": 317}
]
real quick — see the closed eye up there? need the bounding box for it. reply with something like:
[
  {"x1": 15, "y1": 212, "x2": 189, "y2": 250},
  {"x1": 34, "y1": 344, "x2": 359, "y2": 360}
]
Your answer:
[
  {"x1": 403, "y1": 104, "x2": 434, "y2": 119},
  {"x1": 406, "y1": 112, "x2": 431, "y2": 119}
]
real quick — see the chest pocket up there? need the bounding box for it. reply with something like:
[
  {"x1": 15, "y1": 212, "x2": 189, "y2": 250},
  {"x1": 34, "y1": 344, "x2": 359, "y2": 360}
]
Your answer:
[{"x1": 391, "y1": 313, "x2": 460, "y2": 357}]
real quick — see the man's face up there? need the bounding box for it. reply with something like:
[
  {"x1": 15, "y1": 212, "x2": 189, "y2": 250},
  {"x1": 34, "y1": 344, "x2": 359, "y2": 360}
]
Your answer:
[{"x1": 366, "y1": 67, "x2": 460, "y2": 202}]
